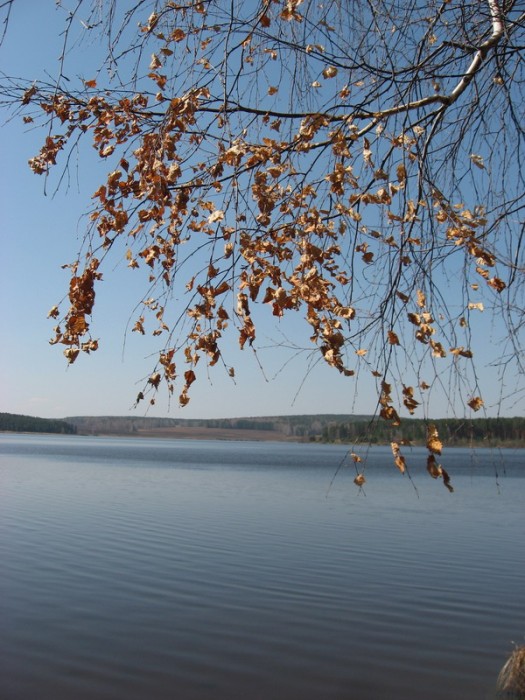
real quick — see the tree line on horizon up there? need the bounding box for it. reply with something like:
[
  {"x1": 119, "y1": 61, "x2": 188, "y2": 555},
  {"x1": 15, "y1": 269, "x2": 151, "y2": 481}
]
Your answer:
[
  {"x1": 0, "y1": 413, "x2": 77, "y2": 435},
  {"x1": 4, "y1": 412, "x2": 520, "y2": 446},
  {"x1": 1, "y1": 0, "x2": 522, "y2": 450},
  {"x1": 64, "y1": 413, "x2": 371, "y2": 437},
  {"x1": 321, "y1": 416, "x2": 525, "y2": 446}
]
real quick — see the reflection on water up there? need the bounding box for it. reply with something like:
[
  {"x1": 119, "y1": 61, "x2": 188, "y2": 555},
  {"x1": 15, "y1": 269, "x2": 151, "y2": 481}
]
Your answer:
[{"x1": 0, "y1": 435, "x2": 524, "y2": 700}]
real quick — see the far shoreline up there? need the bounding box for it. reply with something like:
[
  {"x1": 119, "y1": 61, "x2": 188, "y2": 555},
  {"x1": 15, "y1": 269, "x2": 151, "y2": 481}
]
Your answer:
[{"x1": 4, "y1": 428, "x2": 522, "y2": 448}]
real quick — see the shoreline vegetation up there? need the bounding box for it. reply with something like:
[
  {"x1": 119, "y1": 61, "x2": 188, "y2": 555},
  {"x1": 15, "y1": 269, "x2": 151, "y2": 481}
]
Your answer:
[{"x1": 1, "y1": 412, "x2": 524, "y2": 448}]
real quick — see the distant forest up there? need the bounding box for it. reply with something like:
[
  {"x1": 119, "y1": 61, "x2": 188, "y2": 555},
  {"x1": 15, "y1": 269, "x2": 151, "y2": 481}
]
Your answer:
[
  {"x1": 66, "y1": 414, "x2": 525, "y2": 446},
  {"x1": 320, "y1": 416, "x2": 525, "y2": 446},
  {"x1": 0, "y1": 413, "x2": 77, "y2": 434},
  {"x1": 65, "y1": 413, "x2": 371, "y2": 439},
  {"x1": 2, "y1": 413, "x2": 524, "y2": 446}
]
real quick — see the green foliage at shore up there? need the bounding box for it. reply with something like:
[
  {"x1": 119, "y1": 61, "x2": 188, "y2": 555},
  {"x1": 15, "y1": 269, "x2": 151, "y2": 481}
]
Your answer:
[
  {"x1": 321, "y1": 416, "x2": 525, "y2": 447},
  {"x1": 0, "y1": 413, "x2": 77, "y2": 435}
]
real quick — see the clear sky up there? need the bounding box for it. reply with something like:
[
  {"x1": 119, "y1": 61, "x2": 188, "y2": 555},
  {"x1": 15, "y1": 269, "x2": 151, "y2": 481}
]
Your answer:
[{"x1": 1, "y1": 1, "x2": 522, "y2": 421}]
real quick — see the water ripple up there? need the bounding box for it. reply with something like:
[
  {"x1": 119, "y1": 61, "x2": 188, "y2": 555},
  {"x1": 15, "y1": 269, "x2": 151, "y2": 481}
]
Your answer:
[{"x1": 1, "y1": 435, "x2": 523, "y2": 700}]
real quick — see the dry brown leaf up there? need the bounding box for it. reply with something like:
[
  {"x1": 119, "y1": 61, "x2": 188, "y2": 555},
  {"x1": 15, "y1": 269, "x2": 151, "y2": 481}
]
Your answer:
[
  {"x1": 208, "y1": 209, "x2": 225, "y2": 224},
  {"x1": 426, "y1": 424, "x2": 442, "y2": 455},
  {"x1": 487, "y1": 277, "x2": 506, "y2": 293},
  {"x1": 427, "y1": 454, "x2": 442, "y2": 478},
  {"x1": 441, "y1": 467, "x2": 454, "y2": 492},
  {"x1": 322, "y1": 66, "x2": 338, "y2": 79},
  {"x1": 387, "y1": 330, "x2": 400, "y2": 345},
  {"x1": 467, "y1": 396, "x2": 484, "y2": 411},
  {"x1": 450, "y1": 347, "x2": 473, "y2": 358},
  {"x1": 394, "y1": 454, "x2": 406, "y2": 473},
  {"x1": 63, "y1": 347, "x2": 79, "y2": 364},
  {"x1": 470, "y1": 153, "x2": 485, "y2": 169},
  {"x1": 179, "y1": 391, "x2": 190, "y2": 407},
  {"x1": 150, "y1": 54, "x2": 162, "y2": 70},
  {"x1": 184, "y1": 369, "x2": 196, "y2": 386}
]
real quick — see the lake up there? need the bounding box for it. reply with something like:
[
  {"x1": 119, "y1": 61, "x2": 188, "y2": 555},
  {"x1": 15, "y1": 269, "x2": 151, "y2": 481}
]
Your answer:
[{"x1": 0, "y1": 434, "x2": 523, "y2": 699}]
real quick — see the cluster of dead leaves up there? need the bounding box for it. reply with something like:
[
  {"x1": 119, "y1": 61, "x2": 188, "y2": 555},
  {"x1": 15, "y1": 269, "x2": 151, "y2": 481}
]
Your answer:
[
  {"x1": 426, "y1": 424, "x2": 453, "y2": 492},
  {"x1": 20, "y1": 0, "x2": 498, "y2": 423},
  {"x1": 350, "y1": 422, "x2": 453, "y2": 491}
]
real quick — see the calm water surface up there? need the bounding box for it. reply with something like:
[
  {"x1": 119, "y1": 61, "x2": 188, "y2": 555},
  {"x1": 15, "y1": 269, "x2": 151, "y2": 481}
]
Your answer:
[{"x1": 1, "y1": 434, "x2": 524, "y2": 700}]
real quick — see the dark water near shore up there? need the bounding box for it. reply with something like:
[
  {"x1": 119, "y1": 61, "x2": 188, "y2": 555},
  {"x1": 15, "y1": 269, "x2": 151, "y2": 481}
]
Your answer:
[{"x1": 1, "y1": 434, "x2": 524, "y2": 700}]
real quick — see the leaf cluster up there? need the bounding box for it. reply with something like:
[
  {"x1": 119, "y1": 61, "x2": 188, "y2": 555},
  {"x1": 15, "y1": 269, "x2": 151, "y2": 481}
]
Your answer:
[{"x1": 4, "y1": 0, "x2": 524, "y2": 485}]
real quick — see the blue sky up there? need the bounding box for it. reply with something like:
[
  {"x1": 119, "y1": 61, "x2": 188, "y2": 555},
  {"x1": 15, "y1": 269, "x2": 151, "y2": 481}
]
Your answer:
[
  {"x1": 0, "y1": 14, "x2": 369, "y2": 422},
  {"x1": 1, "y1": 1, "x2": 522, "y2": 421}
]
